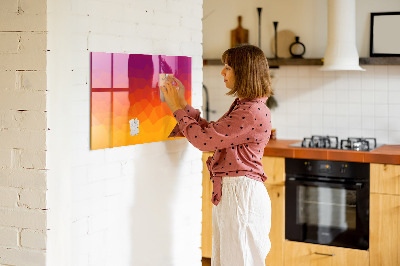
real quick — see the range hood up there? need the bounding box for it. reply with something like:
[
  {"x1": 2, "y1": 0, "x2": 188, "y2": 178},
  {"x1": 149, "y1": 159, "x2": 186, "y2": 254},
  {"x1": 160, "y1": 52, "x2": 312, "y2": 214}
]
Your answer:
[{"x1": 320, "y1": 0, "x2": 365, "y2": 71}]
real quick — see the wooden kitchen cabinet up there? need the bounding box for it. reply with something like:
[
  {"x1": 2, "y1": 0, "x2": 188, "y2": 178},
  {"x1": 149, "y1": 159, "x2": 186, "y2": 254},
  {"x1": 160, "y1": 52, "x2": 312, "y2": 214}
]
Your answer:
[
  {"x1": 262, "y1": 156, "x2": 285, "y2": 266},
  {"x1": 202, "y1": 152, "x2": 213, "y2": 258},
  {"x1": 370, "y1": 163, "x2": 400, "y2": 266},
  {"x1": 370, "y1": 193, "x2": 400, "y2": 266},
  {"x1": 370, "y1": 163, "x2": 400, "y2": 195},
  {"x1": 261, "y1": 156, "x2": 285, "y2": 186},
  {"x1": 284, "y1": 241, "x2": 369, "y2": 266},
  {"x1": 264, "y1": 184, "x2": 285, "y2": 266}
]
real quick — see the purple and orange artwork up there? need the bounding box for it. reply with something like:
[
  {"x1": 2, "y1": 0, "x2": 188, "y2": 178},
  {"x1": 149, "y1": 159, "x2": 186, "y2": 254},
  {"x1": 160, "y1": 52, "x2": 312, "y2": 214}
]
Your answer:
[{"x1": 91, "y1": 52, "x2": 191, "y2": 150}]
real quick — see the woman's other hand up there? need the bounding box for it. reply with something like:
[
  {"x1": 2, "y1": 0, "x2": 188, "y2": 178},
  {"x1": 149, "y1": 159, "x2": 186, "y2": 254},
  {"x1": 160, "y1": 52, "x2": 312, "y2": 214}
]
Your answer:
[
  {"x1": 161, "y1": 76, "x2": 186, "y2": 113},
  {"x1": 172, "y1": 77, "x2": 188, "y2": 108}
]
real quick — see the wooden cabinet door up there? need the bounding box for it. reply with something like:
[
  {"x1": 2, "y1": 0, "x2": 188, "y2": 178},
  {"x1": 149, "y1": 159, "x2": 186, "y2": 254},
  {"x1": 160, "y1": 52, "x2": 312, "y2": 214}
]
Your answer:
[
  {"x1": 201, "y1": 152, "x2": 213, "y2": 258},
  {"x1": 262, "y1": 156, "x2": 285, "y2": 186},
  {"x1": 262, "y1": 156, "x2": 285, "y2": 265},
  {"x1": 370, "y1": 193, "x2": 400, "y2": 266},
  {"x1": 264, "y1": 184, "x2": 284, "y2": 266},
  {"x1": 284, "y1": 241, "x2": 369, "y2": 266},
  {"x1": 370, "y1": 163, "x2": 400, "y2": 195}
]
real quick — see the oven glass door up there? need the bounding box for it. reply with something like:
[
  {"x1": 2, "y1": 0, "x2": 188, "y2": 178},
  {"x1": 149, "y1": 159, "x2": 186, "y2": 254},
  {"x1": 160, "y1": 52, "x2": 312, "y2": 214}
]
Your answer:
[
  {"x1": 298, "y1": 185, "x2": 356, "y2": 230},
  {"x1": 286, "y1": 179, "x2": 369, "y2": 250}
]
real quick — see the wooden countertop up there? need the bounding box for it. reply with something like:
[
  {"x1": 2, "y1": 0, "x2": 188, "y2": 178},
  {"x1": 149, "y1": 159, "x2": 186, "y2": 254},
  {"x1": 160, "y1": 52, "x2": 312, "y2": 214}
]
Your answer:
[{"x1": 263, "y1": 139, "x2": 400, "y2": 165}]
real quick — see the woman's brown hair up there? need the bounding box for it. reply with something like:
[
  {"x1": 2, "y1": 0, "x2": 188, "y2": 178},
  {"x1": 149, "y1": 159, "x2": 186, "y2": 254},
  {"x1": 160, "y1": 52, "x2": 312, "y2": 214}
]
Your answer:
[{"x1": 221, "y1": 44, "x2": 273, "y2": 99}]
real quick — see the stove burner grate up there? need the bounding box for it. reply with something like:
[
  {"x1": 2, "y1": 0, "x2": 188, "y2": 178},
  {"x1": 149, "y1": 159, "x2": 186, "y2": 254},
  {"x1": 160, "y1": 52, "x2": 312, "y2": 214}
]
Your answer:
[
  {"x1": 340, "y1": 137, "x2": 377, "y2": 151},
  {"x1": 298, "y1": 136, "x2": 378, "y2": 151},
  {"x1": 301, "y1": 135, "x2": 339, "y2": 149}
]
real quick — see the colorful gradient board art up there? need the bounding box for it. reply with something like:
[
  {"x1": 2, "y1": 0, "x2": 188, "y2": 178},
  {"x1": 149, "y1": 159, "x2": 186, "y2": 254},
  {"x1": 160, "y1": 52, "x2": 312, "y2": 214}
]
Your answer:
[{"x1": 91, "y1": 52, "x2": 191, "y2": 150}]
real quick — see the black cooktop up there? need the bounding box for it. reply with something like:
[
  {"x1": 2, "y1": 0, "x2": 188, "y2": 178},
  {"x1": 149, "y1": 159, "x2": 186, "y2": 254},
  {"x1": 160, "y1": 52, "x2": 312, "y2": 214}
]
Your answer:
[{"x1": 289, "y1": 135, "x2": 382, "y2": 151}]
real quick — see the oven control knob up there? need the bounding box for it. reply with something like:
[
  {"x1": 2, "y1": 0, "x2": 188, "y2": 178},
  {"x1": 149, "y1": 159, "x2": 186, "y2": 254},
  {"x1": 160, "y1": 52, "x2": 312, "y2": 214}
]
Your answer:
[
  {"x1": 304, "y1": 162, "x2": 312, "y2": 171},
  {"x1": 340, "y1": 164, "x2": 347, "y2": 174}
]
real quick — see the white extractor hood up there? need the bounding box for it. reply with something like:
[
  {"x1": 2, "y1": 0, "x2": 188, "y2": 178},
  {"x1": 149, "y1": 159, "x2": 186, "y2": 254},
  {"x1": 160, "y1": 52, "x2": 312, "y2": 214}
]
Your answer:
[{"x1": 320, "y1": 0, "x2": 365, "y2": 71}]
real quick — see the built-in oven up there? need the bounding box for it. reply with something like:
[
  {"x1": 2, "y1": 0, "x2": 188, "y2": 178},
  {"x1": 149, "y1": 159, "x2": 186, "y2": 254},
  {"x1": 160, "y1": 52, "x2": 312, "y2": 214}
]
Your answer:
[{"x1": 285, "y1": 158, "x2": 369, "y2": 250}]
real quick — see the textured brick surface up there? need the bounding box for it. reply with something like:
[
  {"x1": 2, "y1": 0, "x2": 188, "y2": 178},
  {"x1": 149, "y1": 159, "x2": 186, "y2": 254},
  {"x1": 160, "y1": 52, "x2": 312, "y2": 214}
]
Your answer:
[
  {"x1": 21, "y1": 229, "x2": 46, "y2": 249},
  {"x1": 0, "y1": 0, "x2": 47, "y2": 264},
  {"x1": 0, "y1": 13, "x2": 46, "y2": 32},
  {"x1": 46, "y1": 0, "x2": 203, "y2": 265},
  {"x1": 0, "y1": 247, "x2": 46, "y2": 266},
  {"x1": 0, "y1": 71, "x2": 17, "y2": 90},
  {"x1": 2, "y1": 0, "x2": 204, "y2": 265},
  {"x1": 0, "y1": 129, "x2": 46, "y2": 150},
  {"x1": 0, "y1": 52, "x2": 47, "y2": 71},
  {"x1": 0, "y1": 0, "x2": 18, "y2": 14},
  {"x1": 19, "y1": 189, "x2": 46, "y2": 209},
  {"x1": 0, "y1": 187, "x2": 19, "y2": 208},
  {"x1": 0, "y1": 150, "x2": 12, "y2": 169},
  {"x1": 20, "y1": 150, "x2": 46, "y2": 170},
  {"x1": 0, "y1": 32, "x2": 20, "y2": 54},
  {"x1": 0, "y1": 91, "x2": 46, "y2": 111},
  {"x1": 0, "y1": 208, "x2": 46, "y2": 230},
  {"x1": 0, "y1": 169, "x2": 47, "y2": 189},
  {"x1": 0, "y1": 227, "x2": 19, "y2": 247},
  {"x1": 1, "y1": 110, "x2": 47, "y2": 130},
  {"x1": 16, "y1": 70, "x2": 47, "y2": 91}
]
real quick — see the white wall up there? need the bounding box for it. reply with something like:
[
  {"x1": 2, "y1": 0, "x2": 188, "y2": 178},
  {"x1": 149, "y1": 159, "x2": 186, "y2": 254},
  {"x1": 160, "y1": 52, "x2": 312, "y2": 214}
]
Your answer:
[
  {"x1": 203, "y1": 0, "x2": 400, "y2": 58},
  {"x1": 0, "y1": 0, "x2": 48, "y2": 265},
  {"x1": 271, "y1": 65, "x2": 400, "y2": 144},
  {"x1": 47, "y1": 0, "x2": 203, "y2": 266},
  {"x1": 204, "y1": 0, "x2": 326, "y2": 59},
  {"x1": 203, "y1": 0, "x2": 400, "y2": 145},
  {"x1": 204, "y1": 65, "x2": 400, "y2": 144}
]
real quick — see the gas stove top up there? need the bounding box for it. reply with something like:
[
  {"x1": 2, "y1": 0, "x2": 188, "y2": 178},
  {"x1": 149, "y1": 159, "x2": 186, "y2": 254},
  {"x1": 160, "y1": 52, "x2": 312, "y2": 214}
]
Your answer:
[{"x1": 289, "y1": 135, "x2": 382, "y2": 151}]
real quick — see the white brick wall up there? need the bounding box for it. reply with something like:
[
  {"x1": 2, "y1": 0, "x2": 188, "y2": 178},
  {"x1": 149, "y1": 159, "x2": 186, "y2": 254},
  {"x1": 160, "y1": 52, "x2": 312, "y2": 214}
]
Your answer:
[
  {"x1": 2, "y1": 0, "x2": 204, "y2": 265},
  {"x1": 0, "y1": 227, "x2": 19, "y2": 247},
  {"x1": 0, "y1": 247, "x2": 46, "y2": 266},
  {"x1": 0, "y1": 187, "x2": 19, "y2": 208},
  {"x1": 47, "y1": 1, "x2": 203, "y2": 266},
  {"x1": 0, "y1": 0, "x2": 48, "y2": 265},
  {"x1": 21, "y1": 229, "x2": 47, "y2": 250}
]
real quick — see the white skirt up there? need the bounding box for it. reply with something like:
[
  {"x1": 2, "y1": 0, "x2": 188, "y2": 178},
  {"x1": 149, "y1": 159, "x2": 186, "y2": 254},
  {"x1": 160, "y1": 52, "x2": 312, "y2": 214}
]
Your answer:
[{"x1": 212, "y1": 176, "x2": 271, "y2": 266}]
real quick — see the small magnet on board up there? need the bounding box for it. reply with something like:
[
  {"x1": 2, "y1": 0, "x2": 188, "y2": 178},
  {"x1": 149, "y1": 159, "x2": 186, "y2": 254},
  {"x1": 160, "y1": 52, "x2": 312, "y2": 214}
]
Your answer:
[{"x1": 129, "y1": 118, "x2": 139, "y2": 136}]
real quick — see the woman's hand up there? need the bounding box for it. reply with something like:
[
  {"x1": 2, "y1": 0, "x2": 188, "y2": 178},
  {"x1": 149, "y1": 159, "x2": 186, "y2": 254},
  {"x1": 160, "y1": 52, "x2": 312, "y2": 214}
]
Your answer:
[
  {"x1": 161, "y1": 76, "x2": 187, "y2": 113},
  {"x1": 173, "y1": 77, "x2": 188, "y2": 108}
]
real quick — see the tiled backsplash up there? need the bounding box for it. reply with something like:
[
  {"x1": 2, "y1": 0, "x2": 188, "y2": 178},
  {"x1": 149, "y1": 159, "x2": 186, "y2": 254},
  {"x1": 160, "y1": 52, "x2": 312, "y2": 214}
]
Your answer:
[{"x1": 203, "y1": 65, "x2": 400, "y2": 144}]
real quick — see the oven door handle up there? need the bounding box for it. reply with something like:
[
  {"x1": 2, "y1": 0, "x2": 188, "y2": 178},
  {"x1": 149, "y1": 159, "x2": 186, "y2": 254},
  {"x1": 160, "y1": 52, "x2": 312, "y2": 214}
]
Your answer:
[{"x1": 287, "y1": 177, "x2": 364, "y2": 189}]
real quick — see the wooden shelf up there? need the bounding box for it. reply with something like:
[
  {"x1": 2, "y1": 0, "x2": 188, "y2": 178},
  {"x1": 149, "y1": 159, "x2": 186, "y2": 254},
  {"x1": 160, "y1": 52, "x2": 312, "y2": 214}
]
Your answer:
[
  {"x1": 203, "y1": 57, "x2": 400, "y2": 67},
  {"x1": 268, "y1": 58, "x2": 322, "y2": 67},
  {"x1": 203, "y1": 58, "x2": 323, "y2": 67},
  {"x1": 202, "y1": 59, "x2": 223, "y2": 66},
  {"x1": 359, "y1": 57, "x2": 400, "y2": 65}
]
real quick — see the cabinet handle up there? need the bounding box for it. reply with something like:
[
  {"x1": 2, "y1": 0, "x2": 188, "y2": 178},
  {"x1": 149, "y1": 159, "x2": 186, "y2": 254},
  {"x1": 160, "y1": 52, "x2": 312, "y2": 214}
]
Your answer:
[{"x1": 314, "y1": 252, "x2": 335, "y2": 257}]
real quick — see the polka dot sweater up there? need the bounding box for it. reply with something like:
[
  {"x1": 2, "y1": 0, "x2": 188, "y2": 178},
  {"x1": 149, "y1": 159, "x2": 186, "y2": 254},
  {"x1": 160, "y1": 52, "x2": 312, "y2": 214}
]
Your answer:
[{"x1": 169, "y1": 97, "x2": 272, "y2": 206}]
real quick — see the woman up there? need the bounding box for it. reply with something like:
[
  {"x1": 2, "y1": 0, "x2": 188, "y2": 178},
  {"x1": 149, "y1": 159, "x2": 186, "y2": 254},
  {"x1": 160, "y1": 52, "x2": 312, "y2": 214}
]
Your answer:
[{"x1": 162, "y1": 44, "x2": 273, "y2": 266}]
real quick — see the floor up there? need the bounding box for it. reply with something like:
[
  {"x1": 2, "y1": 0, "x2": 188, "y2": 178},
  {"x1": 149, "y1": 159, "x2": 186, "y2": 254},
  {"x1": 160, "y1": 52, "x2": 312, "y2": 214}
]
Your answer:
[{"x1": 202, "y1": 257, "x2": 211, "y2": 266}]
